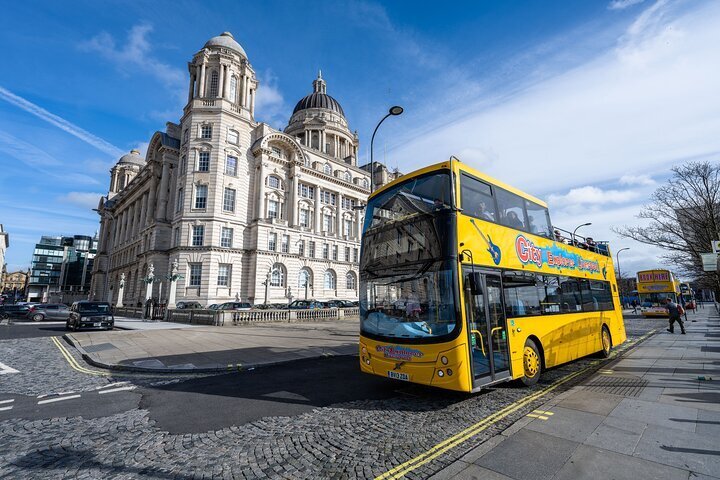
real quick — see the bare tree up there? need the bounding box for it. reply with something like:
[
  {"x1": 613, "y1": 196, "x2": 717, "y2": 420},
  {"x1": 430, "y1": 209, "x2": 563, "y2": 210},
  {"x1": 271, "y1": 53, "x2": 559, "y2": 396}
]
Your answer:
[{"x1": 613, "y1": 161, "x2": 720, "y2": 291}]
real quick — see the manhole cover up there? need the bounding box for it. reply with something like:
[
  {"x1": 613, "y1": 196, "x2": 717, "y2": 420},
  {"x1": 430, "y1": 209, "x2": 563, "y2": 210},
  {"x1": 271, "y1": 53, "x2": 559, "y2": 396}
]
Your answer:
[{"x1": 583, "y1": 376, "x2": 648, "y2": 397}]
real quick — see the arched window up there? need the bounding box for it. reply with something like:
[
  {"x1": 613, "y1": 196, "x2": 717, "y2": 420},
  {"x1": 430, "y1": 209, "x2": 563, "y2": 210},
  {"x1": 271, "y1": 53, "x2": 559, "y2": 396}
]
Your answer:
[
  {"x1": 270, "y1": 263, "x2": 285, "y2": 287},
  {"x1": 298, "y1": 269, "x2": 311, "y2": 288},
  {"x1": 229, "y1": 76, "x2": 237, "y2": 102},
  {"x1": 346, "y1": 271, "x2": 357, "y2": 290},
  {"x1": 324, "y1": 163, "x2": 332, "y2": 176},
  {"x1": 362, "y1": 178, "x2": 369, "y2": 189},
  {"x1": 324, "y1": 270, "x2": 336, "y2": 290},
  {"x1": 209, "y1": 70, "x2": 219, "y2": 97},
  {"x1": 266, "y1": 175, "x2": 283, "y2": 190},
  {"x1": 344, "y1": 171, "x2": 351, "y2": 182}
]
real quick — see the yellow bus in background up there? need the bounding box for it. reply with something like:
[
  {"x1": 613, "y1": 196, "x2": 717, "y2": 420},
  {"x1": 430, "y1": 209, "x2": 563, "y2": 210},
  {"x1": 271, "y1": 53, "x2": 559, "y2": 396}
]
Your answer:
[
  {"x1": 637, "y1": 270, "x2": 681, "y2": 317},
  {"x1": 359, "y1": 159, "x2": 626, "y2": 392}
]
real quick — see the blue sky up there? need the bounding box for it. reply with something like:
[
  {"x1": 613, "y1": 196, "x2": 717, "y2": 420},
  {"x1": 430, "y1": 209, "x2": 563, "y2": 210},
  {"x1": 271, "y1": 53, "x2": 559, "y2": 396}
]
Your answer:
[{"x1": 1, "y1": 0, "x2": 719, "y2": 278}]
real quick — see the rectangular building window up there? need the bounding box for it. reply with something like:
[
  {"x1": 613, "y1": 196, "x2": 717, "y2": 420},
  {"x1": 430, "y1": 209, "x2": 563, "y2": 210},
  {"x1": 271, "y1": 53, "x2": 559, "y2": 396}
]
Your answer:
[
  {"x1": 268, "y1": 232, "x2": 277, "y2": 251},
  {"x1": 183, "y1": 129, "x2": 189, "y2": 144},
  {"x1": 176, "y1": 188, "x2": 184, "y2": 213},
  {"x1": 223, "y1": 187, "x2": 236, "y2": 212},
  {"x1": 220, "y1": 227, "x2": 233, "y2": 248},
  {"x1": 332, "y1": 245, "x2": 338, "y2": 261},
  {"x1": 353, "y1": 248, "x2": 359, "y2": 263},
  {"x1": 225, "y1": 156, "x2": 237, "y2": 176},
  {"x1": 309, "y1": 241, "x2": 315, "y2": 258},
  {"x1": 192, "y1": 225, "x2": 204, "y2": 246},
  {"x1": 342, "y1": 197, "x2": 356, "y2": 210},
  {"x1": 201, "y1": 124, "x2": 212, "y2": 139},
  {"x1": 268, "y1": 200, "x2": 279, "y2": 219},
  {"x1": 344, "y1": 219, "x2": 352, "y2": 237},
  {"x1": 299, "y1": 208, "x2": 310, "y2": 228},
  {"x1": 345, "y1": 247, "x2": 350, "y2": 262},
  {"x1": 281, "y1": 234, "x2": 289, "y2": 253},
  {"x1": 323, "y1": 243, "x2": 329, "y2": 259},
  {"x1": 298, "y1": 240, "x2": 305, "y2": 257},
  {"x1": 194, "y1": 185, "x2": 207, "y2": 209},
  {"x1": 198, "y1": 152, "x2": 210, "y2": 172},
  {"x1": 173, "y1": 227, "x2": 181, "y2": 247},
  {"x1": 189, "y1": 264, "x2": 202, "y2": 287},
  {"x1": 217, "y1": 264, "x2": 231, "y2": 287},
  {"x1": 180, "y1": 156, "x2": 187, "y2": 175},
  {"x1": 298, "y1": 183, "x2": 314, "y2": 199},
  {"x1": 323, "y1": 214, "x2": 333, "y2": 233},
  {"x1": 320, "y1": 191, "x2": 337, "y2": 205}
]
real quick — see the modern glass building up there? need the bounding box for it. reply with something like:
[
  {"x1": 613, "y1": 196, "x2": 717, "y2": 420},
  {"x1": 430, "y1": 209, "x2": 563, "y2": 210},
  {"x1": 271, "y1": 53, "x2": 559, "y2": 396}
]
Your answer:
[{"x1": 27, "y1": 235, "x2": 97, "y2": 302}]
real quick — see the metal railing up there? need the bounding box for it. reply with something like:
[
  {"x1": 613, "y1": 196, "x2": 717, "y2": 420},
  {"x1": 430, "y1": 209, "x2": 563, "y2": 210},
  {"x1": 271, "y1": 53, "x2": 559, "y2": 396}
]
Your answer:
[{"x1": 165, "y1": 307, "x2": 360, "y2": 326}]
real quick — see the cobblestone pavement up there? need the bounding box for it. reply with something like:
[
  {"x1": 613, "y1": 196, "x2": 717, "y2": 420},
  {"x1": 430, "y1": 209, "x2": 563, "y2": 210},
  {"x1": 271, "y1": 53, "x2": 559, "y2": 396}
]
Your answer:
[{"x1": 0, "y1": 317, "x2": 667, "y2": 479}]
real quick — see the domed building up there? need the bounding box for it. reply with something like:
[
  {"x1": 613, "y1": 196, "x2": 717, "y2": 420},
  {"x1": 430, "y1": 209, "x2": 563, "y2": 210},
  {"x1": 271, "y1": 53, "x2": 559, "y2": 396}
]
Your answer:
[{"x1": 91, "y1": 33, "x2": 371, "y2": 308}]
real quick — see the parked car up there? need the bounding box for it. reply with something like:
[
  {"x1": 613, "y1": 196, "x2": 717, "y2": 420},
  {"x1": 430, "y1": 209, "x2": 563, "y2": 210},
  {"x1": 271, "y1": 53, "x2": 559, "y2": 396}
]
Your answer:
[
  {"x1": 0, "y1": 304, "x2": 31, "y2": 320},
  {"x1": 218, "y1": 302, "x2": 252, "y2": 311},
  {"x1": 66, "y1": 301, "x2": 114, "y2": 331},
  {"x1": 176, "y1": 301, "x2": 203, "y2": 309},
  {"x1": 288, "y1": 300, "x2": 324, "y2": 310},
  {"x1": 207, "y1": 304, "x2": 220, "y2": 310},
  {"x1": 271, "y1": 303, "x2": 289, "y2": 309},
  {"x1": 26, "y1": 303, "x2": 70, "y2": 322}
]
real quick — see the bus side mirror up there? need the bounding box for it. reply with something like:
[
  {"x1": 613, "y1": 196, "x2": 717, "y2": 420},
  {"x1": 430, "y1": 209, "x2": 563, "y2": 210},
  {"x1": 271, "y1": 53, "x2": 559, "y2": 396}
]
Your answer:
[{"x1": 468, "y1": 272, "x2": 483, "y2": 295}]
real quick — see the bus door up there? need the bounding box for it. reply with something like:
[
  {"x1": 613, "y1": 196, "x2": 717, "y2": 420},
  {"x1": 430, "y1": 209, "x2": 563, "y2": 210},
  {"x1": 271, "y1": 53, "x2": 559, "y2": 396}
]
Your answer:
[{"x1": 463, "y1": 269, "x2": 512, "y2": 386}]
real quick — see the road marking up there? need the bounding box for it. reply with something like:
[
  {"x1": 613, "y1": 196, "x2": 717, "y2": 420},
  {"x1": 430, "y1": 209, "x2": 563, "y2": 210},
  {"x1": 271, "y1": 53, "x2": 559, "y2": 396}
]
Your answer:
[
  {"x1": 37, "y1": 394, "x2": 81, "y2": 405},
  {"x1": 97, "y1": 382, "x2": 129, "y2": 390},
  {"x1": 374, "y1": 329, "x2": 657, "y2": 480},
  {"x1": 532, "y1": 410, "x2": 554, "y2": 416},
  {"x1": 0, "y1": 406, "x2": 13, "y2": 411},
  {"x1": 50, "y1": 337, "x2": 109, "y2": 377},
  {"x1": 527, "y1": 413, "x2": 549, "y2": 420},
  {"x1": 599, "y1": 369, "x2": 614, "y2": 374},
  {"x1": 0, "y1": 399, "x2": 14, "y2": 405},
  {"x1": 98, "y1": 386, "x2": 136, "y2": 394},
  {"x1": 0, "y1": 362, "x2": 19, "y2": 375}
]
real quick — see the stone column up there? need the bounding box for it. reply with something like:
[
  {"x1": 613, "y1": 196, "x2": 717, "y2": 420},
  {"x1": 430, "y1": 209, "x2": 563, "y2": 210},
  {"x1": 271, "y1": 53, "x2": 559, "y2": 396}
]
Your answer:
[
  {"x1": 314, "y1": 187, "x2": 321, "y2": 233},
  {"x1": 199, "y1": 62, "x2": 206, "y2": 97},
  {"x1": 336, "y1": 194, "x2": 343, "y2": 237},
  {"x1": 156, "y1": 161, "x2": 170, "y2": 221},
  {"x1": 290, "y1": 173, "x2": 299, "y2": 227},
  {"x1": 188, "y1": 74, "x2": 195, "y2": 103},
  {"x1": 355, "y1": 208, "x2": 362, "y2": 239},
  {"x1": 218, "y1": 63, "x2": 225, "y2": 99},
  {"x1": 139, "y1": 192, "x2": 148, "y2": 231},
  {"x1": 256, "y1": 161, "x2": 265, "y2": 219},
  {"x1": 167, "y1": 259, "x2": 179, "y2": 309},
  {"x1": 146, "y1": 168, "x2": 158, "y2": 226}
]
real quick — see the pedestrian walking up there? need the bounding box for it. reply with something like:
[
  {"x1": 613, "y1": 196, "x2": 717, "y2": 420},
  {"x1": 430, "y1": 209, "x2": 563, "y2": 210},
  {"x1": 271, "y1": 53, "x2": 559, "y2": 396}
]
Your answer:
[
  {"x1": 631, "y1": 299, "x2": 638, "y2": 314},
  {"x1": 664, "y1": 298, "x2": 686, "y2": 334}
]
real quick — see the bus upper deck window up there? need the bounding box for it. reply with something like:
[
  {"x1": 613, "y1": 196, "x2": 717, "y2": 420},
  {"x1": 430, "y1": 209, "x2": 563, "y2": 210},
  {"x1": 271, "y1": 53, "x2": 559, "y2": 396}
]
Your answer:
[{"x1": 525, "y1": 200, "x2": 552, "y2": 238}]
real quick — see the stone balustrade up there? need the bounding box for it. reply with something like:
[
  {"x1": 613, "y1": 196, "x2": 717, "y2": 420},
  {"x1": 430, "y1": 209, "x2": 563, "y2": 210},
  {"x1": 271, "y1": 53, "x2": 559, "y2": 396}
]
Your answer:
[{"x1": 166, "y1": 307, "x2": 359, "y2": 326}]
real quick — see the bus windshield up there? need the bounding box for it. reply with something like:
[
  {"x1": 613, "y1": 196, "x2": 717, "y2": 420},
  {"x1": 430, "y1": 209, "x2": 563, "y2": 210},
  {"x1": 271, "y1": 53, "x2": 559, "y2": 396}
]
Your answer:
[
  {"x1": 640, "y1": 292, "x2": 677, "y2": 307},
  {"x1": 360, "y1": 171, "x2": 458, "y2": 341}
]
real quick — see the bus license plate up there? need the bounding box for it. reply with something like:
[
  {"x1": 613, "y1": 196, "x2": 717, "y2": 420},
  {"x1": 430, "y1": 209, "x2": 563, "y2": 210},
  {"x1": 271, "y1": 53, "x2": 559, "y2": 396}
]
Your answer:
[{"x1": 387, "y1": 371, "x2": 409, "y2": 381}]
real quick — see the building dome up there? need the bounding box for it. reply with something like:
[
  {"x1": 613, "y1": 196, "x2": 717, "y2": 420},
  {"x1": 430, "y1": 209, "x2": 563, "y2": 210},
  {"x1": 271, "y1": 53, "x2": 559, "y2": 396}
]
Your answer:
[
  {"x1": 117, "y1": 149, "x2": 144, "y2": 165},
  {"x1": 203, "y1": 32, "x2": 247, "y2": 58},
  {"x1": 292, "y1": 72, "x2": 346, "y2": 118}
]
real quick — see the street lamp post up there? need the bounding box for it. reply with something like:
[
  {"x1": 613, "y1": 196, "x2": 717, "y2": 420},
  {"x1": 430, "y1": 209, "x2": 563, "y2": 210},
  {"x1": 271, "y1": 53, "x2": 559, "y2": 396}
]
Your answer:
[
  {"x1": 369, "y1": 106, "x2": 403, "y2": 193},
  {"x1": 616, "y1": 247, "x2": 630, "y2": 308},
  {"x1": 572, "y1": 222, "x2": 592, "y2": 246}
]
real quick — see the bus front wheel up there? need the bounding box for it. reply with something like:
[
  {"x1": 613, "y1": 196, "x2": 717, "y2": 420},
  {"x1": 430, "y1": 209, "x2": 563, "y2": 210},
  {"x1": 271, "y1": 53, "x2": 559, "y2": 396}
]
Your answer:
[
  {"x1": 521, "y1": 339, "x2": 542, "y2": 386},
  {"x1": 599, "y1": 326, "x2": 612, "y2": 358}
]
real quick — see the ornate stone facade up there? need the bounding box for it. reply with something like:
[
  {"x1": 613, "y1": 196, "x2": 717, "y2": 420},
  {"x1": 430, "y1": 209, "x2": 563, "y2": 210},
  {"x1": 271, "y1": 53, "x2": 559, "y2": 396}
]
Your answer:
[{"x1": 91, "y1": 32, "x2": 371, "y2": 307}]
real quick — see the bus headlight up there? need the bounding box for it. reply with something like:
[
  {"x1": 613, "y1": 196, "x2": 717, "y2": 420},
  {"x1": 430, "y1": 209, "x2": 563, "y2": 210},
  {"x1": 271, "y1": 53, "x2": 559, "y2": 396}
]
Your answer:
[
  {"x1": 446, "y1": 369, "x2": 453, "y2": 376},
  {"x1": 437, "y1": 370, "x2": 444, "y2": 377},
  {"x1": 441, "y1": 356, "x2": 448, "y2": 365},
  {"x1": 361, "y1": 346, "x2": 367, "y2": 355}
]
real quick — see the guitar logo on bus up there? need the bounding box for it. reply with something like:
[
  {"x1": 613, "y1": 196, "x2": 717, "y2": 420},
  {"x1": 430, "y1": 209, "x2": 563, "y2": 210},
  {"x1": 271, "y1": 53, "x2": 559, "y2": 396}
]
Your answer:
[{"x1": 470, "y1": 219, "x2": 502, "y2": 265}]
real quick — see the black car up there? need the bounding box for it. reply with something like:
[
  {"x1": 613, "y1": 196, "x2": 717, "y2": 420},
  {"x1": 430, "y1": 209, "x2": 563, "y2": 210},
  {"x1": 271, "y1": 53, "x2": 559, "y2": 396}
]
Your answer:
[
  {"x1": 66, "y1": 301, "x2": 114, "y2": 331},
  {"x1": 0, "y1": 304, "x2": 31, "y2": 320}
]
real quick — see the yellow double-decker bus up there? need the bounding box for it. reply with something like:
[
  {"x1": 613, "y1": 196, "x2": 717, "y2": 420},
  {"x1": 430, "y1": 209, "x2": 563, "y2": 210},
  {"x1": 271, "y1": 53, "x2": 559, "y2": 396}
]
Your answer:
[
  {"x1": 637, "y1": 269, "x2": 681, "y2": 317},
  {"x1": 359, "y1": 159, "x2": 626, "y2": 392}
]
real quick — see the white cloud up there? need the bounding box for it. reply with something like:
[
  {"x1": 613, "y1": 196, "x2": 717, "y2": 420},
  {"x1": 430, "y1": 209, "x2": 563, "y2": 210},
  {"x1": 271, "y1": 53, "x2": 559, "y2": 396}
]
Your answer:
[
  {"x1": 548, "y1": 186, "x2": 640, "y2": 206},
  {"x1": 58, "y1": 192, "x2": 104, "y2": 210},
  {"x1": 619, "y1": 174, "x2": 655, "y2": 186},
  {"x1": 255, "y1": 70, "x2": 286, "y2": 128},
  {"x1": 609, "y1": 0, "x2": 646, "y2": 10},
  {"x1": 80, "y1": 24, "x2": 184, "y2": 89},
  {"x1": 0, "y1": 87, "x2": 124, "y2": 158}
]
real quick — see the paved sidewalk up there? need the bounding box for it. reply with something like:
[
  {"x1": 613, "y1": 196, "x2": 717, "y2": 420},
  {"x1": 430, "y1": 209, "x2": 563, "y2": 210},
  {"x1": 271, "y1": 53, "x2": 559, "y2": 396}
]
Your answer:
[
  {"x1": 113, "y1": 316, "x2": 201, "y2": 330},
  {"x1": 65, "y1": 319, "x2": 358, "y2": 372},
  {"x1": 436, "y1": 310, "x2": 720, "y2": 479}
]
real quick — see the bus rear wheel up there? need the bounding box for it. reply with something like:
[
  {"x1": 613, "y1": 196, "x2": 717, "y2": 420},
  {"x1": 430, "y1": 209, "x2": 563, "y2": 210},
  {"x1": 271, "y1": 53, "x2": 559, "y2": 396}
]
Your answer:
[
  {"x1": 521, "y1": 339, "x2": 542, "y2": 386},
  {"x1": 599, "y1": 326, "x2": 612, "y2": 358}
]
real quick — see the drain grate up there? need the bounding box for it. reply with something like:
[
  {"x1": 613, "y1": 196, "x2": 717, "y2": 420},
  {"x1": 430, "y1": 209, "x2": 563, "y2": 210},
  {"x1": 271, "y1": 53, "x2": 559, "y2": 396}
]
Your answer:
[{"x1": 583, "y1": 376, "x2": 649, "y2": 397}]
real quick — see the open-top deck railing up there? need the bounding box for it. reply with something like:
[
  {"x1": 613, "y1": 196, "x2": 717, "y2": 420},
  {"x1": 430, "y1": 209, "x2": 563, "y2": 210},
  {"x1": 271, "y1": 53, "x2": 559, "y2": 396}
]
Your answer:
[{"x1": 552, "y1": 226, "x2": 610, "y2": 257}]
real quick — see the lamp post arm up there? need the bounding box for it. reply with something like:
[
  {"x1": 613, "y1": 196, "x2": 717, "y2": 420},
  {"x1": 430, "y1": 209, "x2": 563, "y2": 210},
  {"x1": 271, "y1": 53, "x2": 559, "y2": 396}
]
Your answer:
[{"x1": 369, "y1": 112, "x2": 392, "y2": 193}]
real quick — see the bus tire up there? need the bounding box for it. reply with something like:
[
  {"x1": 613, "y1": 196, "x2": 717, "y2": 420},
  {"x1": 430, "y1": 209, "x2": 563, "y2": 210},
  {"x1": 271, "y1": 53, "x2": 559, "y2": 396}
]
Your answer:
[
  {"x1": 521, "y1": 339, "x2": 542, "y2": 386},
  {"x1": 599, "y1": 325, "x2": 612, "y2": 358}
]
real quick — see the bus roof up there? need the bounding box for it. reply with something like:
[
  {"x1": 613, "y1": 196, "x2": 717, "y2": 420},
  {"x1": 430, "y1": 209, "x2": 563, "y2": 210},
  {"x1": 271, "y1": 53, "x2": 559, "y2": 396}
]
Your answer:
[{"x1": 369, "y1": 159, "x2": 549, "y2": 208}]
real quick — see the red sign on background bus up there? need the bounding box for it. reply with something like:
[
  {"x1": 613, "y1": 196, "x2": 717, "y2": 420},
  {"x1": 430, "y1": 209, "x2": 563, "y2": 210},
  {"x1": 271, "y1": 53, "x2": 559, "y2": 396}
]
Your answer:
[{"x1": 638, "y1": 271, "x2": 670, "y2": 282}]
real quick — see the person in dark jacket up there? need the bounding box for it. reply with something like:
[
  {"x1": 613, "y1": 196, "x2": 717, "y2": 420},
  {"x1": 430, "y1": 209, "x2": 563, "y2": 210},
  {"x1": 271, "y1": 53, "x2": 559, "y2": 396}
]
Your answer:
[{"x1": 664, "y1": 298, "x2": 686, "y2": 334}]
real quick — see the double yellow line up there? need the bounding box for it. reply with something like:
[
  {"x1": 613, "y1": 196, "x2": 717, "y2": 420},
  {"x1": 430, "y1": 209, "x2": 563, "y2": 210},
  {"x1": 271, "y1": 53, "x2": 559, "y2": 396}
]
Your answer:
[
  {"x1": 375, "y1": 330, "x2": 656, "y2": 480},
  {"x1": 51, "y1": 337, "x2": 109, "y2": 377}
]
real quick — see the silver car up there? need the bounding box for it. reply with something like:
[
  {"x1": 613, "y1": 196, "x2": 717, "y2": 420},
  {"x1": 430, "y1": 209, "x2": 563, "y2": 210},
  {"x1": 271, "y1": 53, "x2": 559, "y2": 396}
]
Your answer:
[{"x1": 26, "y1": 303, "x2": 70, "y2": 322}]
